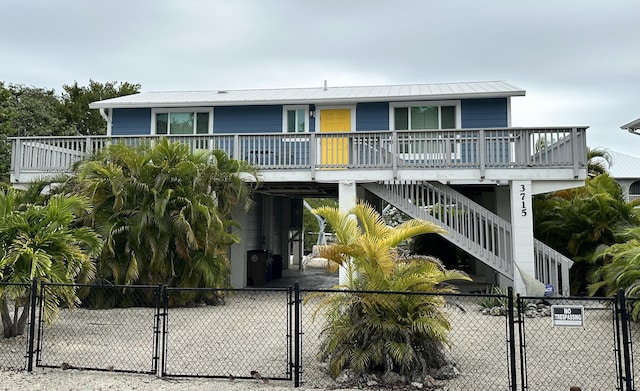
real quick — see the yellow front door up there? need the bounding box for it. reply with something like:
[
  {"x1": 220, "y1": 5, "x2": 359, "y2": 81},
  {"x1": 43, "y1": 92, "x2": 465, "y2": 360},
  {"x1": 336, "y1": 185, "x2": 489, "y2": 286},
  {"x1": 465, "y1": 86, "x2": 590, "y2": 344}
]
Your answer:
[{"x1": 320, "y1": 109, "x2": 351, "y2": 166}]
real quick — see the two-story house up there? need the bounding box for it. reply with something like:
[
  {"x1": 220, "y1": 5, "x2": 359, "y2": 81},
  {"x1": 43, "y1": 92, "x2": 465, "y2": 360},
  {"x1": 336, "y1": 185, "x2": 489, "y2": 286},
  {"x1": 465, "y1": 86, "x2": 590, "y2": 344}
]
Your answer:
[{"x1": 9, "y1": 81, "x2": 588, "y2": 294}]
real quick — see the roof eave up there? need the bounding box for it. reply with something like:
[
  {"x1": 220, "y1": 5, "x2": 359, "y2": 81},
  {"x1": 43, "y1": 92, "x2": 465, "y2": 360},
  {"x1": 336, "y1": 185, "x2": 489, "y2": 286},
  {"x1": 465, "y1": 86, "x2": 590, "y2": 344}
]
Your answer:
[
  {"x1": 621, "y1": 117, "x2": 640, "y2": 131},
  {"x1": 89, "y1": 90, "x2": 526, "y2": 110}
]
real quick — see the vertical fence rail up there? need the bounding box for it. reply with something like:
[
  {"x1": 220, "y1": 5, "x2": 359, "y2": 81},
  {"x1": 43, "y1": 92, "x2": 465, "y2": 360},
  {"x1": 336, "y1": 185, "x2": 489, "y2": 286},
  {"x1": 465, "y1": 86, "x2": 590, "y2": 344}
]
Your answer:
[
  {"x1": 294, "y1": 282, "x2": 301, "y2": 387},
  {"x1": 507, "y1": 287, "x2": 517, "y2": 391},
  {"x1": 620, "y1": 290, "x2": 635, "y2": 391},
  {"x1": 26, "y1": 278, "x2": 38, "y2": 371}
]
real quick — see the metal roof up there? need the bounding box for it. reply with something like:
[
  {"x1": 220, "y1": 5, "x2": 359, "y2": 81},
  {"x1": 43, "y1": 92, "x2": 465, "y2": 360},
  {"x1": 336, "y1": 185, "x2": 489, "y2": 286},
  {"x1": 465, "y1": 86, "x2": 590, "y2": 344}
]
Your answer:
[
  {"x1": 621, "y1": 117, "x2": 640, "y2": 131},
  {"x1": 608, "y1": 150, "x2": 640, "y2": 179},
  {"x1": 89, "y1": 81, "x2": 526, "y2": 109}
]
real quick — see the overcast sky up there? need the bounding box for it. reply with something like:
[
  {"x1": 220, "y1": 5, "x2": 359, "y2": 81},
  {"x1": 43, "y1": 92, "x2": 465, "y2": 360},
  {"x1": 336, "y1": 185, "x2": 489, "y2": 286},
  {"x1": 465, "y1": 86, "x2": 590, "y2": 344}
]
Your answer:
[{"x1": 2, "y1": 0, "x2": 639, "y2": 157}]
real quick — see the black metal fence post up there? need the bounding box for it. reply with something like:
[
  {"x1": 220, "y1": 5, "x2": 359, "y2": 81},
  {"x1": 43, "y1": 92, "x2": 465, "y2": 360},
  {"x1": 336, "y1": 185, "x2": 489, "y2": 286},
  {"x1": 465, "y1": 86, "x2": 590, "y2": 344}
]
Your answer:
[
  {"x1": 618, "y1": 289, "x2": 634, "y2": 391},
  {"x1": 26, "y1": 277, "x2": 38, "y2": 372},
  {"x1": 294, "y1": 282, "x2": 300, "y2": 388},
  {"x1": 152, "y1": 284, "x2": 163, "y2": 376},
  {"x1": 288, "y1": 285, "x2": 293, "y2": 379},
  {"x1": 161, "y1": 285, "x2": 169, "y2": 377},
  {"x1": 507, "y1": 287, "x2": 518, "y2": 391},
  {"x1": 517, "y1": 294, "x2": 528, "y2": 391}
]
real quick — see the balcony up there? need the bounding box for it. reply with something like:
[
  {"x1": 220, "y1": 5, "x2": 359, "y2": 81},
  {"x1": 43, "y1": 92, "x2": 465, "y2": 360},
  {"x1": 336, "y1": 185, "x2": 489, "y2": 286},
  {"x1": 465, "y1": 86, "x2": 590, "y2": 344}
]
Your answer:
[{"x1": 10, "y1": 127, "x2": 588, "y2": 185}]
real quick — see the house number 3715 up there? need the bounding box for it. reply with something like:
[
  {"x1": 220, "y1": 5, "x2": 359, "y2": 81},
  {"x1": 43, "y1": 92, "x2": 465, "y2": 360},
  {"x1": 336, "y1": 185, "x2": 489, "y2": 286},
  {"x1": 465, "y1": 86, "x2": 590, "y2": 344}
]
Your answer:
[{"x1": 520, "y1": 184, "x2": 527, "y2": 216}]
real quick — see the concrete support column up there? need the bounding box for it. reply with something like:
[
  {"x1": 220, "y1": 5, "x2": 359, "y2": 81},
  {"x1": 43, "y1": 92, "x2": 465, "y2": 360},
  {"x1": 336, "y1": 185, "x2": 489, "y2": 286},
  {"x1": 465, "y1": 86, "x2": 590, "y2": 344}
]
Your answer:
[
  {"x1": 510, "y1": 180, "x2": 535, "y2": 295},
  {"x1": 339, "y1": 180, "x2": 358, "y2": 212},
  {"x1": 338, "y1": 181, "x2": 358, "y2": 286}
]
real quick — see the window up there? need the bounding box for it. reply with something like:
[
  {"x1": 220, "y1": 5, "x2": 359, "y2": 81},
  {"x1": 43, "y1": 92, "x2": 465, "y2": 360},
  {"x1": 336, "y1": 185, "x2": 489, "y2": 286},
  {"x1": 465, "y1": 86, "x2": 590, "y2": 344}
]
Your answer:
[
  {"x1": 283, "y1": 106, "x2": 309, "y2": 133},
  {"x1": 152, "y1": 109, "x2": 212, "y2": 135},
  {"x1": 629, "y1": 181, "x2": 640, "y2": 201},
  {"x1": 391, "y1": 101, "x2": 461, "y2": 160},
  {"x1": 391, "y1": 102, "x2": 458, "y2": 130}
]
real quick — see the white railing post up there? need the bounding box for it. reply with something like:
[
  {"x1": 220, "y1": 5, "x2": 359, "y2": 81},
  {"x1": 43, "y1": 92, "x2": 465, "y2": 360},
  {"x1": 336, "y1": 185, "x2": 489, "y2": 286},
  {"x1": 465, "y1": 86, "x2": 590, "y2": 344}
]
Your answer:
[
  {"x1": 309, "y1": 133, "x2": 316, "y2": 180},
  {"x1": 12, "y1": 138, "x2": 22, "y2": 182},
  {"x1": 478, "y1": 129, "x2": 486, "y2": 179},
  {"x1": 85, "y1": 136, "x2": 93, "y2": 156},
  {"x1": 571, "y1": 127, "x2": 580, "y2": 178},
  {"x1": 233, "y1": 134, "x2": 240, "y2": 160},
  {"x1": 391, "y1": 130, "x2": 397, "y2": 179}
]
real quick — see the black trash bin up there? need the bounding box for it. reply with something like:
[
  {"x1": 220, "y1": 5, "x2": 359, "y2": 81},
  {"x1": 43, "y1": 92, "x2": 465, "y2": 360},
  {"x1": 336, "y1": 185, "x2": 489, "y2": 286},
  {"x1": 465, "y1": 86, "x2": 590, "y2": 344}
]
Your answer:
[
  {"x1": 271, "y1": 254, "x2": 283, "y2": 280},
  {"x1": 247, "y1": 250, "x2": 271, "y2": 287}
]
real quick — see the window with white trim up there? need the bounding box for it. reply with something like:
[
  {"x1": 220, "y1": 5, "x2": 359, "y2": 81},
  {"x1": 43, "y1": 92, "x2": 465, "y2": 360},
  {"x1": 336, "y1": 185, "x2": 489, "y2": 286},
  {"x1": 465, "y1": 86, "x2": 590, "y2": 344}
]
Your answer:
[
  {"x1": 283, "y1": 106, "x2": 309, "y2": 133},
  {"x1": 391, "y1": 101, "x2": 460, "y2": 158},
  {"x1": 393, "y1": 104, "x2": 457, "y2": 130},
  {"x1": 153, "y1": 109, "x2": 212, "y2": 135}
]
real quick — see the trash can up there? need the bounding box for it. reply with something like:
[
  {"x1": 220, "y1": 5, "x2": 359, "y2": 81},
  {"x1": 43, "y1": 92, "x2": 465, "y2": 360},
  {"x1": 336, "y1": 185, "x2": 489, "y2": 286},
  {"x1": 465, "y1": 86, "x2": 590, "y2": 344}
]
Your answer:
[
  {"x1": 271, "y1": 254, "x2": 283, "y2": 280},
  {"x1": 247, "y1": 250, "x2": 271, "y2": 287}
]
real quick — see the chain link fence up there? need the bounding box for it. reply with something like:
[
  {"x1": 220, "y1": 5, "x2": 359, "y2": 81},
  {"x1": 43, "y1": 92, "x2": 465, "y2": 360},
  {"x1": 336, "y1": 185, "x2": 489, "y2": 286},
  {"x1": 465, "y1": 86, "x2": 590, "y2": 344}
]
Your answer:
[
  {"x1": 0, "y1": 282, "x2": 30, "y2": 370},
  {"x1": 35, "y1": 282, "x2": 161, "y2": 374},
  {"x1": 299, "y1": 289, "x2": 513, "y2": 390},
  {"x1": 162, "y1": 287, "x2": 292, "y2": 380},
  {"x1": 2, "y1": 281, "x2": 640, "y2": 390},
  {"x1": 518, "y1": 295, "x2": 619, "y2": 390}
]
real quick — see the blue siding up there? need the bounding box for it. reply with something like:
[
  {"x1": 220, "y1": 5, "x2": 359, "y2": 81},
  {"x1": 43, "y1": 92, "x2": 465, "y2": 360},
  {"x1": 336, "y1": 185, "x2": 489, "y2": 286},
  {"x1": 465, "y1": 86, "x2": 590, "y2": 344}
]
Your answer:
[
  {"x1": 461, "y1": 98, "x2": 508, "y2": 128},
  {"x1": 214, "y1": 105, "x2": 281, "y2": 134},
  {"x1": 112, "y1": 108, "x2": 152, "y2": 135},
  {"x1": 356, "y1": 102, "x2": 389, "y2": 131}
]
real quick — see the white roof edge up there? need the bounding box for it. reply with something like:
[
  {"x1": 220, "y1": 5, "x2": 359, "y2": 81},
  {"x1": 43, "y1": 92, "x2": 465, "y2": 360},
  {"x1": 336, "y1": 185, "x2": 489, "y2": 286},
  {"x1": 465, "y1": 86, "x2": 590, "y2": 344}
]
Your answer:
[
  {"x1": 90, "y1": 91, "x2": 525, "y2": 109},
  {"x1": 89, "y1": 81, "x2": 526, "y2": 109},
  {"x1": 621, "y1": 117, "x2": 640, "y2": 130}
]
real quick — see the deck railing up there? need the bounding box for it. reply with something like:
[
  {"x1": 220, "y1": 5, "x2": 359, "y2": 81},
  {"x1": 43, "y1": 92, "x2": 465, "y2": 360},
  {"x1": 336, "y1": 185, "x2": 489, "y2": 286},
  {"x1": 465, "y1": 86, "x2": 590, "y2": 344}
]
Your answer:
[
  {"x1": 363, "y1": 180, "x2": 574, "y2": 295},
  {"x1": 10, "y1": 127, "x2": 587, "y2": 181}
]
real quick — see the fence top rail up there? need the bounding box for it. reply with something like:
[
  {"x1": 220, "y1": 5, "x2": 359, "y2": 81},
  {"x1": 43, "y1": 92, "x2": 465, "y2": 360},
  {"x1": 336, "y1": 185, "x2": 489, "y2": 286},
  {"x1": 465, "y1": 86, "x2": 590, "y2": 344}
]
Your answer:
[
  {"x1": 301, "y1": 288, "x2": 508, "y2": 300},
  {"x1": 518, "y1": 294, "x2": 616, "y2": 302},
  {"x1": 38, "y1": 281, "x2": 161, "y2": 290},
  {"x1": 165, "y1": 286, "x2": 291, "y2": 293}
]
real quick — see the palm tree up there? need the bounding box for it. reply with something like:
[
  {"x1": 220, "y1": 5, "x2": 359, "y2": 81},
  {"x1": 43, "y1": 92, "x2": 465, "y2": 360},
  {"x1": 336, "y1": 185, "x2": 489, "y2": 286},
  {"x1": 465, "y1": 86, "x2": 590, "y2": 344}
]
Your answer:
[
  {"x1": 586, "y1": 147, "x2": 613, "y2": 178},
  {"x1": 72, "y1": 139, "x2": 255, "y2": 299},
  {"x1": 588, "y1": 227, "x2": 640, "y2": 320},
  {"x1": 534, "y1": 174, "x2": 640, "y2": 294},
  {"x1": 0, "y1": 189, "x2": 101, "y2": 337},
  {"x1": 310, "y1": 202, "x2": 470, "y2": 378}
]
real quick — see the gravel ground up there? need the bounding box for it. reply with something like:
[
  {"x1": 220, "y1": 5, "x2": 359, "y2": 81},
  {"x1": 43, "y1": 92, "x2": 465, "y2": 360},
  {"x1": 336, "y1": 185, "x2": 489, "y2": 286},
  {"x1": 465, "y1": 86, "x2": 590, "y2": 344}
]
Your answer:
[{"x1": 0, "y1": 368, "x2": 364, "y2": 391}]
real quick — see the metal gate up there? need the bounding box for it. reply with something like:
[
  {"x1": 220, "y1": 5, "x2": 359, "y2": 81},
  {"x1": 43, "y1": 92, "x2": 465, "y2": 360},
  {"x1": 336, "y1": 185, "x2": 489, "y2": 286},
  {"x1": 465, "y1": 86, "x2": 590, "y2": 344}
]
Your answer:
[
  {"x1": 161, "y1": 287, "x2": 293, "y2": 380},
  {"x1": 517, "y1": 294, "x2": 635, "y2": 390}
]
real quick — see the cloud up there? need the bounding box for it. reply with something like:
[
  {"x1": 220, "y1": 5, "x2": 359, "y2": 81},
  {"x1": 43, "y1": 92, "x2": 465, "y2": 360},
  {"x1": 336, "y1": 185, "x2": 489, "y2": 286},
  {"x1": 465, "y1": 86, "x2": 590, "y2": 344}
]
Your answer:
[{"x1": 1, "y1": 0, "x2": 639, "y2": 154}]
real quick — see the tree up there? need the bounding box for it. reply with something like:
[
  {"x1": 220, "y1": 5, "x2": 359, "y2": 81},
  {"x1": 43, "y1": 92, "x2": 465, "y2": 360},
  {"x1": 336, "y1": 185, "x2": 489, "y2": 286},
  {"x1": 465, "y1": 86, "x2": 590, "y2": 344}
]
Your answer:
[
  {"x1": 0, "y1": 83, "x2": 73, "y2": 137},
  {"x1": 587, "y1": 147, "x2": 613, "y2": 178},
  {"x1": 69, "y1": 139, "x2": 255, "y2": 298},
  {"x1": 0, "y1": 188, "x2": 102, "y2": 337},
  {"x1": 59, "y1": 80, "x2": 141, "y2": 135},
  {"x1": 589, "y1": 227, "x2": 640, "y2": 320},
  {"x1": 309, "y1": 202, "x2": 470, "y2": 379},
  {"x1": 534, "y1": 174, "x2": 640, "y2": 294}
]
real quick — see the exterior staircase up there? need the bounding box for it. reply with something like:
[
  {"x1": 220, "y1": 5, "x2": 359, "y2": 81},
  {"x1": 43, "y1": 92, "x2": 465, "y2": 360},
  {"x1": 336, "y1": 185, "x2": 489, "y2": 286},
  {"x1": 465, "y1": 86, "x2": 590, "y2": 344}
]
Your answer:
[{"x1": 362, "y1": 181, "x2": 573, "y2": 295}]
